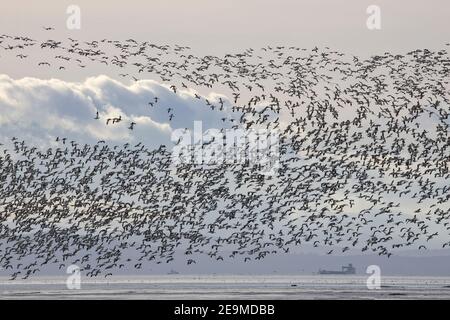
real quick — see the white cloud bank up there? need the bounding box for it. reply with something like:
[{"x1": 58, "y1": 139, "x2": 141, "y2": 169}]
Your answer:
[{"x1": 0, "y1": 74, "x2": 233, "y2": 148}]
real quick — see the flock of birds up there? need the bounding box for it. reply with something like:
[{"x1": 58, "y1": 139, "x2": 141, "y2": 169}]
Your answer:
[{"x1": 0, "y1": 31, "x2": 449, "y2": 279}]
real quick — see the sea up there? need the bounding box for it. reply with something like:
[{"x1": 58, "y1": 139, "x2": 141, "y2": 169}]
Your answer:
[{"x1": 1, "y1": 275, "x2": 450, "y2": 299}]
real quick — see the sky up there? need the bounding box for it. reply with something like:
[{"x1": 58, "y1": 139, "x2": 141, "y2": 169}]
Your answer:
[
  {"x1": 1, "y1": 0, "x2": 449, "y2": 59},
  {"x1": 0, "y1": 0, "x2": 448, "y2": 145},
  {"x1": 0, "y1": 0, "x2": 449, "y2": 275}
]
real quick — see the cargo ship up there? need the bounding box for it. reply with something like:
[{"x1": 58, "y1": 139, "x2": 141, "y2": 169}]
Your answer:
[
  {"x1": 318, "y1": 263, "x2": 356, "y2": 275},
  {"x1": 167, "y1": 269, "x2": 179, "y2": 275}
]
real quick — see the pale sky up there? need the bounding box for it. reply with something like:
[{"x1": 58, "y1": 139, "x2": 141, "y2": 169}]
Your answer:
[{"x1": 1, "y1": 0, "x2": 449, "y2": 57}]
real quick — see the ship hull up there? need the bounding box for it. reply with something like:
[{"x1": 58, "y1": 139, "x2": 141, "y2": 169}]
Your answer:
[{"x1": 318, "y1": 270, "x2": 355, "y2": 275}]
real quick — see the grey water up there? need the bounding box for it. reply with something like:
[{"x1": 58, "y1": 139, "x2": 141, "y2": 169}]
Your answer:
[{"x1": 1, "y1": 275, "x2": 450, "y2": 299}]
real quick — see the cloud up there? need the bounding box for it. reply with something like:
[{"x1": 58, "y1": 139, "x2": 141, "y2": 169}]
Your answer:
[{"x1": 0, "y1": 74, "x2": 233, "y2": 148}]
